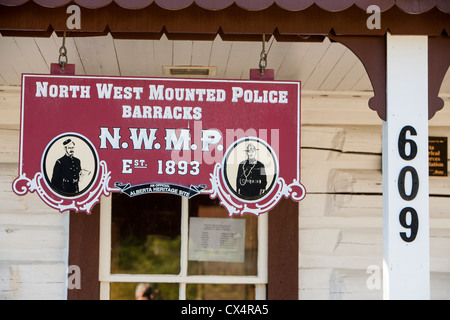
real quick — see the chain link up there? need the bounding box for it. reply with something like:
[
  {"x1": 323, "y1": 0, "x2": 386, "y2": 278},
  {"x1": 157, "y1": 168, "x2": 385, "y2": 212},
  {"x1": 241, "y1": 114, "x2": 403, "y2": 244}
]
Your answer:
[
  {"x1": 58, "y1": 31, "x2": 68, "y2": 72},
  {"x1": 259, "y1": 51, "x2": 267, "y2": 75},
  {"x1": 259, "y1": 34, "x2": 268, "y2": 76}
]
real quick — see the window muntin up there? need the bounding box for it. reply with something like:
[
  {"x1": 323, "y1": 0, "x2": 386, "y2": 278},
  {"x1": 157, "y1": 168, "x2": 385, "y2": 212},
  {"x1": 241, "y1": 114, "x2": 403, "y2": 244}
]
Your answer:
[
  {"x1": 99, "y1": 194, "x2": 268, "y2": 300},
  {"x1": 187, "y1": 196, "x2": 258, "y2": 276}
]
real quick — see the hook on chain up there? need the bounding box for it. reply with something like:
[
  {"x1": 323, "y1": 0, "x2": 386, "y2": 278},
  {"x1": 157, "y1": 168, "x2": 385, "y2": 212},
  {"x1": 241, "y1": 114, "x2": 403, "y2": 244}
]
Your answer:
[
  {"x1": 259, "y1": 34, "x2": 268, "y2": 76},
  {"x1": 58, "y1": 31, "x2": 68, "y2": 72}
]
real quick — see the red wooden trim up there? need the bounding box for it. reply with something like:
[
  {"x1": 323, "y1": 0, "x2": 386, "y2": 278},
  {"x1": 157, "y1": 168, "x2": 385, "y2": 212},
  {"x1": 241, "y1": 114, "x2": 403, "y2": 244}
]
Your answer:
[
  {"x1": 67, "y1": 198, "x2": 299, "y2": 300},
  {"x1": 332, "y1": 33, "x2": 450, "y2": 121},
  {"x1": 0, "y1": 2, "x2": 448, "y2": 38},
  {"x1": 428, "y1": 34, "x2": 450, "y2": 120},
  {"x1": 67, "y1": 205, "x2": 101, "y2": 300},
  {"x1": 1, "y1": 0, "x2": 449, "y2": 14},
  {"x1": 330, "y1": 35, "x2": 387, "y2": 121},
  {"x1": 268, "y1": 198, "x2": 299, "y2": 300},
  {"x1": 50, "y1": 63, "x2": 76, "y2": 75},
  {"x1": 250, "y1": 68, "x2": 275, "y2": 81}
]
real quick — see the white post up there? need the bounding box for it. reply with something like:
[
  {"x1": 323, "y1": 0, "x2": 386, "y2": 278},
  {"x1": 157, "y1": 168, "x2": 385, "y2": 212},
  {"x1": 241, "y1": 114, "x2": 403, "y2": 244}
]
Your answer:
[{"x1": 383, "y1": 33, "x2": 430, "y2": 299}]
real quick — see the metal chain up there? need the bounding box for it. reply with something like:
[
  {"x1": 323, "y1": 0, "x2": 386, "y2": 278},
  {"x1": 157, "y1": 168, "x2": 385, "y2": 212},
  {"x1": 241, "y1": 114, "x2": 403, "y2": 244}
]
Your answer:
[
  {"x1": 259, "y1": 34, "x2": 268, "y2": 76},
  {"x1": 58, "y1": 31, "x2": 68, "y2": 72}
]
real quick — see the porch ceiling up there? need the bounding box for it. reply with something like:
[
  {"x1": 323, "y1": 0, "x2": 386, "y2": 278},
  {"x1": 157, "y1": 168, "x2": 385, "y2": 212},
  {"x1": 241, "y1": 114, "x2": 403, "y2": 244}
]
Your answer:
[
  {"x1": 0, "y1": 33, "x2": 368, "y2": 89},
  {"x1": 1, "y1": 33, "x2": 450, "y2": 96}
]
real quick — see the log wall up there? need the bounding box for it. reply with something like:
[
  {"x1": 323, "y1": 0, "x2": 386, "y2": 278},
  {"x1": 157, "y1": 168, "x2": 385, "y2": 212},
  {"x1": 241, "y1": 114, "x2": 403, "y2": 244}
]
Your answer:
[
  {"x1": 299, "y1": 91, "x2": 450, "y2": 299},
  {"x1": 1, "y1": 87, "x2": 449, "y2": 299}
]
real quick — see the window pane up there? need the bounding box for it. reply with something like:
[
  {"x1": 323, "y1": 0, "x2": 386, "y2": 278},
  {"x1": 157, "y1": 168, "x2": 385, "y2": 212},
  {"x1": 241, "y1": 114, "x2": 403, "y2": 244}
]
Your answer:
[
  {"x1": 188, "y1": 195, "x2": 258, "y2": 276},
  {"x1": 111, "y1": 193, "x2": 181, "y2": 274},
  {"x1": 186, "y1": 283, "x2": 255, "y2": 300},
  {"x1": 110, "y1": 282, "x2": 179, "y2": 300}
]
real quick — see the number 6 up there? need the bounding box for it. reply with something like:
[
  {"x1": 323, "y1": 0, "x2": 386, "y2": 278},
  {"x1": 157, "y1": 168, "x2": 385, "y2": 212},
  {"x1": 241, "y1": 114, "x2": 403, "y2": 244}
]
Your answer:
[{"x1": 398, "y1": 126, "x2": 418, "y2": 161}]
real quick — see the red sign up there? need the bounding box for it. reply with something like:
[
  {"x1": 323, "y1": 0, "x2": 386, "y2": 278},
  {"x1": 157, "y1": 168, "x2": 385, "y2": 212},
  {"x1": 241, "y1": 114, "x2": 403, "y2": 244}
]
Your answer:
[{"x1": 13, "y1": 75, "x2": 305, "y2": 215}]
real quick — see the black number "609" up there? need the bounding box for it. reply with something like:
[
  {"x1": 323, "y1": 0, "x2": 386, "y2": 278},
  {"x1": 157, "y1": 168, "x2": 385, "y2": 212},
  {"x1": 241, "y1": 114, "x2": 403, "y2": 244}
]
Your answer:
[{"x1": 397, "y1": 126, "x2": 419, "y2": 242}]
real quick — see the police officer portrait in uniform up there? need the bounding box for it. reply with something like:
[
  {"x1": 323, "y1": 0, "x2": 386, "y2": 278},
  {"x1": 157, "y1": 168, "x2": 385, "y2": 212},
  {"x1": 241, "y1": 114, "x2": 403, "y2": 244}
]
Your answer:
[
  {"x1": 236, "y1": 143, "x2": 267, "y2": 200},
  {"x1": 50, "y1": 138, "x2": 89, "y2": 196}
]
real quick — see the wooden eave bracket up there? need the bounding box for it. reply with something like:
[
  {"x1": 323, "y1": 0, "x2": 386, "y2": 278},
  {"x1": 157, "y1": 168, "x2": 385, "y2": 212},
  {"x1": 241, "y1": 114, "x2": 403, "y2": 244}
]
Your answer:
[
  {"x1": 330, "y1": 34, "x2": 387, "y2": 120},
  {"x1": 331, "y1": 32, "x2": 450, "y2": 121},
  {"x1": 428, "y1": 33, "x2": 450, "y2": 120}
]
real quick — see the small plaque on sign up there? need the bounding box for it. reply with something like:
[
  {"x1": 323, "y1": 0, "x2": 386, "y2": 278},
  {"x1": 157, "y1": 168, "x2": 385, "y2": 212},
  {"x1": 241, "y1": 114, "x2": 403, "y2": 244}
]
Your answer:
[{"x1": 429, "y1": 137, "x2": 448, "y2": 177}]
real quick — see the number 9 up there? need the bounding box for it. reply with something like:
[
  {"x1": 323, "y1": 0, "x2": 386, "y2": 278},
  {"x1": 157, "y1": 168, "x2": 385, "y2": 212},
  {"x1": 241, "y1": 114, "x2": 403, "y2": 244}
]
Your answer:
[
  {"x1": 178, "y1": 161, "x2": 188, "y2": 175},
  {"x1": 399, "y1": 207, "x2": 419, "y2": 242}
]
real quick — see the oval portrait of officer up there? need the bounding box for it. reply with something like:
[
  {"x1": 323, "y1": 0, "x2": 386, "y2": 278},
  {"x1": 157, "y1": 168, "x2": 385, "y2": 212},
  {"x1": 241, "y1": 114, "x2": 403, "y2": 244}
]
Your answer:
[
  {"x1": 223, "y1": 137, "x2": 278, "y2": 201},
  {"x1": 43, "y1": 133, "x2": 98, "y2": 197}
]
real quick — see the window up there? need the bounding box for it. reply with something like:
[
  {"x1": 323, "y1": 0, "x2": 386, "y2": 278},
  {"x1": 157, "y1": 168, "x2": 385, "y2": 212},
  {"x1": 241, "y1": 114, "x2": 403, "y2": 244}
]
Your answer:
[{"x1": 99, "y1": 193, "x2": 268, "y2": 300}]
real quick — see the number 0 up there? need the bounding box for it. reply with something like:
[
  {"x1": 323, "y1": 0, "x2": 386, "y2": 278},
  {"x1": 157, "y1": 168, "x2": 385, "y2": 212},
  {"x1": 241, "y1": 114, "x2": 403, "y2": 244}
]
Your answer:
[{"x1": 397, "y1": 166, "x2": 419, "y2": 201}]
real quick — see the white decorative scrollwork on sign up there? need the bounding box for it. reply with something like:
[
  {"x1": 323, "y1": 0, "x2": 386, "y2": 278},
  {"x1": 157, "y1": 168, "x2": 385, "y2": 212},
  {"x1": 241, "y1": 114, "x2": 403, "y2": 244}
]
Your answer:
[
  {"x1": 13, "y1": 160, "x2": 113, "y2": 214},
  {"x1": 208, "y1": 163, "x2": 305, "y2": 216}
]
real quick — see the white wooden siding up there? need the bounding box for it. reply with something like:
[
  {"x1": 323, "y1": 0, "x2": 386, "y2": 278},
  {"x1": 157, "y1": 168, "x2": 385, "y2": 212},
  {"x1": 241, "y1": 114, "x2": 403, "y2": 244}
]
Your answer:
[
  {"x1": 299, "y1": 92, "x2": 450, "y2": 299},
  {"x1": 0, "y1": 86, "x2": 69, "y2": 300},
  {"x1": 0, "y1": 89, "x2": 449, "y2": 299}
]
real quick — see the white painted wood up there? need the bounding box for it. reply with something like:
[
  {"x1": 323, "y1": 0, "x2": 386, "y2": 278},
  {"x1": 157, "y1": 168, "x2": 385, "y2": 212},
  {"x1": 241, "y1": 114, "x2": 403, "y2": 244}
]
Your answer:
[
  {"x1": 209, "y1": 35, "x2": 233, "y2": 79},
  {"x1": 0, "y1": 129, "x2": 19, "y2": 163},
  {"x1": 27, "y1": 33, "x2": 85, "y2": 75},
  {"x1": 383, "y1": 34, "x2": 430, "y2": 299},
  {"x1": 179, "y1": 197, "x2": 189, "y2": 280},
  {"x1": 258, "y1": 211, "x2": 269, "y2": 284},
  {"x1": 320, "y1": 49, "x2": 361, "y2": 91},
  {"x1": 98, "y1": 187, "x2": 268, "y2": 299},
  {"x1": 191, "y1": 40, "x2": 213, "y2": 68},
  {"x1": 99, "y1": 282, "x2": 110, "y2": 300},
  {"x1": 301, "y1": 92, "x2": 382, "y2": 125},
  {"x1": 0, "y1": 35, "x2": 449, "y2": 94},
  {"x1": 440, "y1": 68, "x2": 450, "y2": 92},
  {"x1": 352, "y1": 73, "x2": 372, "y2": 91},
  {"x1": 265, "y1": 37, "x2": 291, "y2": 78},
  {"x1": 301, "y1": 151, "x2": 382, "y2": 193},
  {"x1": 173, "y1": 40, "x2": 193, "y2": 67},
  {"x1": 0, "y1": 84, "x2": 70, "y2": 300},
  {"x1": 33, "y1": 33, "x2": 63, "y2": 72},
  {"x1": 224, "y1": 41, "x2": 260, "y2": 79},
  {"x1": 275, "y1": 42, "x2": 310, "y2": 80},
  {"x1": 113, "y1": 39, "x2": 156, "y2": 76},
  {"x1": 0, "y1": 35, "x2": 25, "y2": 85},
  {"x1": 0, "y1": 263, "x2": 68, "y2": 299},
  {"x1": 303, "y1": 42, "x2": 347, "y2": 90},
  {"x1": 0, "y1": 188, "x2": 69, "y2": 299},
  {"x1": 254, "y1": 284, "x2": 266, "y2": 300},
  {"x1": 98, "y1": 196, "x2": 112, "y2": 284},
  {"x1": 297, "y1": 91, "x2": 450, "y2": 300},
  {"x1": 152, "y1": 34, "x2": 173, "y2": 76},
  {"x1": 297, "y1": 39, "x2": 331, "y2": 85},
  {"x1": 73, "y1": 34, "x2": 120, "y2": 76},
  {"x1": 1, "y1": 83, "x2": 449, "y2": 299},
  {"x1": 12, "y1": 37, "x2": 49, "y2": 75}
]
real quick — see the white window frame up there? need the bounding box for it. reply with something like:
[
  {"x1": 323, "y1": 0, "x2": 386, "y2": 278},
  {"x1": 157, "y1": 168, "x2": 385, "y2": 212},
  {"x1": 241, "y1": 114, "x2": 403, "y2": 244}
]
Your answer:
[{"x1": 98, "y1": 195, "x2": 268, "y2": 300}]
